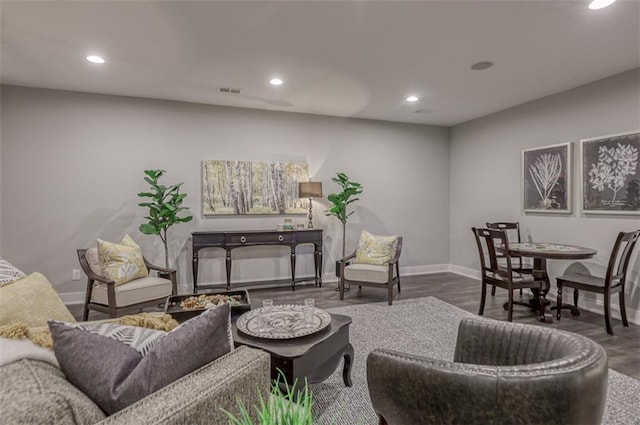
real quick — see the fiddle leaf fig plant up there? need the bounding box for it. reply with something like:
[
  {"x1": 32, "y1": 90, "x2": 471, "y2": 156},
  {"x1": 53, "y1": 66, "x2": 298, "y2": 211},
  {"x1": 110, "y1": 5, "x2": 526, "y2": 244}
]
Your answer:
[
  {"x1": 325, "y1": 172, "x2": 363, "y2": 260},
  {"x1": 138, "y1": 169, "x2": 193, "y2": 268}
]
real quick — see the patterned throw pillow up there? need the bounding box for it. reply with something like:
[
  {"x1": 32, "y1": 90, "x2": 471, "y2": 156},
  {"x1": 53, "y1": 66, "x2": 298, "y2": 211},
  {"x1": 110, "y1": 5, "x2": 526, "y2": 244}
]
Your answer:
[
  {"x1": 0, "y1": 259, "x2": 26, "y2": 287},
  {"x1": 49, "y1": 303, "x2": 233, "y2": 415},
  {"x1": 97, "y1": 235, "x2": 148, "y2": 286},
  {"x1": 354, "y1": 230, "x2": 398, "y2": 266}
]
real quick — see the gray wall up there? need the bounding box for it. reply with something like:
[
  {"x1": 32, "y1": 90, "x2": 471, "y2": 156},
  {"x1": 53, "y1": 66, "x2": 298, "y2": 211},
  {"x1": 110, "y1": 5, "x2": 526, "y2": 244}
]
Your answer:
[
  {"x1": 449, "y1": 69, "x2": 640, "y2": 322},
  {"x1": 0, "y1": 85, "x2": 449, "y2": 296}
]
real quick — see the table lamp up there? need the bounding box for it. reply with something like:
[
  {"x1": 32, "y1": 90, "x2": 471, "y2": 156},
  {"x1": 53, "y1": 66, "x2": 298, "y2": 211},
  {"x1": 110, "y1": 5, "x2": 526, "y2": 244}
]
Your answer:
[{"x1": 298, "y1": 182, "x2": 323, "y2": 229}]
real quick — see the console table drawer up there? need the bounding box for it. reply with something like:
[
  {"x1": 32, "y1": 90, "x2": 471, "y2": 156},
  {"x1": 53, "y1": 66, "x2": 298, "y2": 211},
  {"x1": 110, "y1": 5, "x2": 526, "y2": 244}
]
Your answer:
[
  {"x1": 192, "y1": 232, "x2": 226, "y2": 249},
  {"x1": 293, "y1": 230, "x2": 323, "y2": 243},
  {"x1": 227, "y1": 232, "x2": 292, "y2": 245}
]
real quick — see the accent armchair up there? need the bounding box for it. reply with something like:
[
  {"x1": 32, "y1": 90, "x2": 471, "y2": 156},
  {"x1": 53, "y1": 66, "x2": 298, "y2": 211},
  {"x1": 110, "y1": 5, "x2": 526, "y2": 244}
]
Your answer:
[
  {"x1": 339, "y1": 237, "x2": 402, "y2": 305},
  {"x1": 367, "y1": 318, "x2": 608, "y2": 425},
  {"x1": 77, "y1": 248, "x2": 177, "y2": 320}
]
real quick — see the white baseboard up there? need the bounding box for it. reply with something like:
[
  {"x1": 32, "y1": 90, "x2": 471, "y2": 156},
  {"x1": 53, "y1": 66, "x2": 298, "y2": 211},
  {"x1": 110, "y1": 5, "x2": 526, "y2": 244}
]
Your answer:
[{"x1": 448, "y1": 264, "x2": 481, "y2": 280}]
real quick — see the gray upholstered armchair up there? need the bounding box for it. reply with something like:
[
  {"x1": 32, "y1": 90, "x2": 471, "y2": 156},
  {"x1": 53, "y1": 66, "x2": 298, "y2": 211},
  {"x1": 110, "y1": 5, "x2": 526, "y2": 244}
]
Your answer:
[{"x1": 367, "y1": 318, "x2": 608, "y2": 425}]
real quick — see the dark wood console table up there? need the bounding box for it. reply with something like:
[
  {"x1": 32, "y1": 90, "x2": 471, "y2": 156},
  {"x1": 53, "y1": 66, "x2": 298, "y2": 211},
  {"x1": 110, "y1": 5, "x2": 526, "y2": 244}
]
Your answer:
[{"x1": 192, "y1": 229, "x2": 323, "y2": 293}]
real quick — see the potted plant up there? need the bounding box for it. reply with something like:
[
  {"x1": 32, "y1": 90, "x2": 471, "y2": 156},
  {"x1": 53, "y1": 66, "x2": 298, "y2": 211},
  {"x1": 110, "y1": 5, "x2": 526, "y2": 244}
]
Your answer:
[
  {"x1": 324, "y1": 172, "x2": 363, "y2": 278},
  {"x1": 223, "y1": 374, "x2": 313, "y2": 425},
  {"x1": 138, "y1": 169, "x2": 193, "y2": 268}
]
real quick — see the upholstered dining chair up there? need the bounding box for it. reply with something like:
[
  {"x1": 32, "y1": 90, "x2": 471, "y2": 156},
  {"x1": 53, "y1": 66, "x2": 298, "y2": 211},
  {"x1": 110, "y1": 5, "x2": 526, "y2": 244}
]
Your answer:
[
  {"x1": 77, "y1": 248, "x2": 177, "y2": 320},
  {"x1": 556, "y1": 230, "x2": 640, "y2": 335},
  {"x1": 486, "y1": 222, "x2": 533, "y2": 296},
  {"x1": 471, "y1": 227, "x2": 545, "y2": 321},
  {"x1": 339, "y1": 236, "x2": 402, "y2": 305},
  {"x1": 367, "y1": 318, "x2": 608, "y2": 425}
]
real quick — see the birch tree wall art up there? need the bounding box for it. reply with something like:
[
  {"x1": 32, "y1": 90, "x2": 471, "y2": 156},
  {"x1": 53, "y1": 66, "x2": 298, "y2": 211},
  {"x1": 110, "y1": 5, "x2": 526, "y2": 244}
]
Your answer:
[
  {"x1": 201, "y1": 160, "x2": 309, "y2": 215},
  {"x1": 581, "y1": 131, "x2": 640, "y2": 215},
  {"x1": 522, "y1": 143, "x2": 571, "y2": 213}
]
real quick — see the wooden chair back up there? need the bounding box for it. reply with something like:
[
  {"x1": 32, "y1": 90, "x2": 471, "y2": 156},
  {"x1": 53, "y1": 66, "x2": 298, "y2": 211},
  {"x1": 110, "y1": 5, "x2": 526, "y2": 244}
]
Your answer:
[
  {"x1": 605, "y1": 230, "x2": 640, "y2": 289},
  {"x1": 472, "y1": 227, "x2": 512, "y2": 279}
]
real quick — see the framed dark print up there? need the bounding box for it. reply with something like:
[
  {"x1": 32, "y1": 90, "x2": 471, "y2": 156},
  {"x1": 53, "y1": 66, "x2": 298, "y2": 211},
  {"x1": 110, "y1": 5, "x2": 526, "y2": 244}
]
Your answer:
[
  {"x1": 580, "y1": 130, "x2": 640, "y2": 215},
  {"x1": 522, "y1": 142, "x2": 572, "y2": 213}
]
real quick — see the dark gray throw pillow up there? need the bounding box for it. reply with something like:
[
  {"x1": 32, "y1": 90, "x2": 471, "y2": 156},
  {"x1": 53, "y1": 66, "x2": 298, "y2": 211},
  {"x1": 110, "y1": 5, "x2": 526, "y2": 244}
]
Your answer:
[{"x1": 48, "y1": 303, "x2": 233, "y2": 415}]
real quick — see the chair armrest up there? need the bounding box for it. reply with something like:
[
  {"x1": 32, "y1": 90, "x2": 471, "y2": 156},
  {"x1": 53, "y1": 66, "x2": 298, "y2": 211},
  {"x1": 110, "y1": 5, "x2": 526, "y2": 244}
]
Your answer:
[
  {"x1": 338, "y1": 251, "x2": 357, "y2": 264},
  {"x1": 367, "y1": 348, "x2": 498, "y2": 425},
  {"x1": 144, "y1": 259, "x2": 176, "y2": 275},
  {"x1": 86, "y1": 270, "x2": 115, "y2": 286},
  {"x1": 389, "y1": 237, "x2": 403, "y2": 265},
  {"x1": 97, "y1": 346, "x2": 270, "y2": 425}
]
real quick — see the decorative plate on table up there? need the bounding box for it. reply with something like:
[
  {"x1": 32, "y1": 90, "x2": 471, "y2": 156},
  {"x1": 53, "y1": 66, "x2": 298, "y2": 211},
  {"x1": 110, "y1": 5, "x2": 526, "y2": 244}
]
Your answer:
[{"x1": 236, "y1": 304, "x2": 331, "y2": 339}]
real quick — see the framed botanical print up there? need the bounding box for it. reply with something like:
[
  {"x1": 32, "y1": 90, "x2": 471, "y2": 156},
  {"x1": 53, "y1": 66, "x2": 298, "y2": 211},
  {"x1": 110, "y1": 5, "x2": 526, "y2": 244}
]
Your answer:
[
  {"x1": 580, "y1": 130, "x2": 640, "y2": 215},
  {"x1": 522, "y1": 142, "x2": 572, "y2": 213}
]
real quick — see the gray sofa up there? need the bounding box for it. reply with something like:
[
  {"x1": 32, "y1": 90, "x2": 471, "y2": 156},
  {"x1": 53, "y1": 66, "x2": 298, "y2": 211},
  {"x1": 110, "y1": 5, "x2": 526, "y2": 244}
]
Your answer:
[
  {"x1": 367, "y1": 318, "x2": 608, "y2": 425},
  {"x1": 1, "y1": 345, "x2": 270, "y2": 425}
]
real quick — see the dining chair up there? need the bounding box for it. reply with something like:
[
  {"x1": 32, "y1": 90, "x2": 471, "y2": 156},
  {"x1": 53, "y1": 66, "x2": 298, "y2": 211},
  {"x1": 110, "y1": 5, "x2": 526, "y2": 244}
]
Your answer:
[
  {"x1": 486, "y1": 222, "x2": 533, "y2": 296},
  {"x1": 471, "y1": 227, "x2": 545, "y2": 321},
  {"x1": 556, "y1": 230, "x2": 640, "y2": 335}
]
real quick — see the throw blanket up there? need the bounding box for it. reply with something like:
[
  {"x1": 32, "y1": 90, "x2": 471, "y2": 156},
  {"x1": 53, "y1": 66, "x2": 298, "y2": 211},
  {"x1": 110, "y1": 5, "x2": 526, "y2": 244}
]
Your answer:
[{"x1": 0, "y1": 313, "x2": 178, "y2": 368}]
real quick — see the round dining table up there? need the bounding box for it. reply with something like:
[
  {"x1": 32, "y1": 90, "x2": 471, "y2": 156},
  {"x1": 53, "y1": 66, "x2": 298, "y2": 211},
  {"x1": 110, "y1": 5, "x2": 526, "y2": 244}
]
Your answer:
[{"x1": 500, "y1": 242, "x2": 597, "y2": 321}]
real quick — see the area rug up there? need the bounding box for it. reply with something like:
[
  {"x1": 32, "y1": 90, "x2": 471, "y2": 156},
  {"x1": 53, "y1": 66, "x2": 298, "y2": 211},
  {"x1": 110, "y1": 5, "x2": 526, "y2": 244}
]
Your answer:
[{"x1": 310, "y1": 297, "x2": 640, "y2": 425}]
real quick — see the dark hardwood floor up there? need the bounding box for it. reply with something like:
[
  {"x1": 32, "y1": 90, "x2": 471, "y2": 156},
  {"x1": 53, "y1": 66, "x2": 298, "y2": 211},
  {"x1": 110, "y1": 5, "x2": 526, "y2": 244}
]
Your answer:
[{"x1": 69, "y1": 272, "x2": 640, "y2": 380}]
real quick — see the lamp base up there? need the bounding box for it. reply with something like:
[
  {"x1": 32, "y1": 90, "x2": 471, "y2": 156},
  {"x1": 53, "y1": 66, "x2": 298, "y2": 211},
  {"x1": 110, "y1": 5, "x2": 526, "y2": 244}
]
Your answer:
[{"x1": 307, "y1": 197, "x2": 314, "y2": 229}]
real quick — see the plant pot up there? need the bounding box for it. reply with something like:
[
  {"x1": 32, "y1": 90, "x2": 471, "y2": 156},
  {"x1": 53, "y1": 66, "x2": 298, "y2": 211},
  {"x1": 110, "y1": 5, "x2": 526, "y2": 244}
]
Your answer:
[{"x1": 335, "y1": 260, "x2": 342, "y2": 278}]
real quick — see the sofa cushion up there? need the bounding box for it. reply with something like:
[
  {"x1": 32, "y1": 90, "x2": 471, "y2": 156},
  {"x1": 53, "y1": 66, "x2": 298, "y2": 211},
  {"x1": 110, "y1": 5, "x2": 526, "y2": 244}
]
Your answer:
[
  {"x1": 91, "y1": 276, "x2": 172, "y2": 307},
  {"x1": 0, "y1": 359, "x2": 106, "y2": 425},
  {"x1": 0, "y1": 272, "x2": 76, "y2": 328},
  {"x1": 49, "y1": 303, "x2": 233, "y2": 415},
  {"x1": 354, "y1": 230, "x2": 398, "y2": 266},
  {"x1": 97, "y1": 235, "x2": 148, "y2": 286},
  {"x1": 344, "y1": 263, "x2": 389, "y2": 283},
  {"x1": 0, "y1": 259, "x2": 26, "y2": 286}
]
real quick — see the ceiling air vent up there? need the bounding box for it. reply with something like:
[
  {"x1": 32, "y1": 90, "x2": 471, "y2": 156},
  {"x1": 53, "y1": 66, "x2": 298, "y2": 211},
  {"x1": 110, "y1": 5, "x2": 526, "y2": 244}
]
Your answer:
[
  {"x1": 217, "y1": 86, "x2": 242, "y2": 94},
  {"x1": 414, "y1": 109, "x2": 434, "y2": 114}
]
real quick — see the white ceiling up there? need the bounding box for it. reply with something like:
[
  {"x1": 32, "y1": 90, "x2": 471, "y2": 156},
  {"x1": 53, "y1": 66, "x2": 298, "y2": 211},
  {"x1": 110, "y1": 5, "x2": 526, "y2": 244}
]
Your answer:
[{"x1": 1, "y1": 1, "x2": 639, "y2": 126}]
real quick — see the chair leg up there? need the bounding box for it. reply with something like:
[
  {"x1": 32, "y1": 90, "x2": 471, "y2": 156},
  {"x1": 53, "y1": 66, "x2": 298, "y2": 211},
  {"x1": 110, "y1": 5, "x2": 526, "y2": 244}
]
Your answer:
[
  {"x1": 479, "y1": 282, "x2": 487, "y2": 316},
  {"x1": 396, "y1": 263, "x2": 401, "y2": 292},
  {"x1": 339, "y1": 277, "x2": 345, "y2": 301},
  {"x1": 619, "y1": 290, "x2": 629, "y2": 327},
  {"x1": 519, "y1": 288, "x2": 523, "y2": 296},
  {"x1": 538, "y1": 290, "x2": 546, "y2": 322},
  {"x1": 83, "y1": 304, "x2": 90, "y2": 321},
  {"x1": 604, "y1": 292, "x2": 613, "y2": 335},
  {"x1": 387, "y1": 286, "x2": 393, "y2": 305},
  {"x1": 491, "y1": 285, "x2": 496, "y2": 296},
  {"x1": 556, "y1": 284, "x2": 563, "y2": 320},
  {"x1": 573, "y1": 289, "x2": 579, "y2": 308},
  {"x1": 507, "y1": 290, "x2": 514, "y2": 322}
]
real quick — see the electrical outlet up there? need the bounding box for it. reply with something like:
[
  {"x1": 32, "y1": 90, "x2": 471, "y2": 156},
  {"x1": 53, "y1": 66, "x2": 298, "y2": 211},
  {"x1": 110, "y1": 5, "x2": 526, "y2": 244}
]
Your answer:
[{"x1": 72, "y1": 269, "x2": 82, "y2": 281}]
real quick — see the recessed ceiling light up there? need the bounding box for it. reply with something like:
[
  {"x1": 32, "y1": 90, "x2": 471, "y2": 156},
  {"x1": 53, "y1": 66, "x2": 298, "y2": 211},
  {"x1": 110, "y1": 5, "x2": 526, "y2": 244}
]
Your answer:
[
  {"x1": 406, "y1": 96, "x2": 419, "y2": 102},
  {"x1": 471, "y1": 61, "x2": 493, "y2": 71},
  {"x1": 270, "y1": 78, "x2": 284, "y2": 86},
  {"x1": 86, "y1": 55, "x2": 105, "y2": 64},
  {"x1": 588, "y1": 0, "x2": 616, "y2": 10}
]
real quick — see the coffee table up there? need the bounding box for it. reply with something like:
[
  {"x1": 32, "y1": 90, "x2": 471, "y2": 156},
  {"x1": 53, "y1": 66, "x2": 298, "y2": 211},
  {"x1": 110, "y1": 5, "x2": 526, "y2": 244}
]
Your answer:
[{"x1": 232, "y1": 313, "x2": 353, "y2": 389}]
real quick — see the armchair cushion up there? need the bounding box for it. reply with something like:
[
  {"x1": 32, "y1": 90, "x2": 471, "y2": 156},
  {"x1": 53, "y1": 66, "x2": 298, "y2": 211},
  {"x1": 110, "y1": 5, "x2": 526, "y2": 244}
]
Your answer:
[
  {"x1": 97, "y1": 235, "x2": 149, "y2": 286},
  {"x1": 91, "y1": 276, "x2": 172, "y2": 307},
  {"x1": 354, "y1": 230, "x2": 398, "y2": 266},
  {"x1": 49, "y1": 303, "x2": 234, "y2": 415},
  {"x1": 0, "y1": 272, "x2": 75, "y2": 328},
  {"x1": 344, "y1": 263, "x2": 389, "y2": 283}
]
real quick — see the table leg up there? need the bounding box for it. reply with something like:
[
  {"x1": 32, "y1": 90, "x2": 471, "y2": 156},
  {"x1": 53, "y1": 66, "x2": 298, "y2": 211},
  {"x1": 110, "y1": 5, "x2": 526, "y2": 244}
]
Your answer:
[
  {"x1": 317, "y1": 247, "x2": 323, "y2": 288},
  {"x1": 225, "y1": 249, "x2": 232, "y2": 291},
  {"x1": 192, "y1": 250, "x2": 199, "y2": 294},
  {"x1": 343, "y1": 343, "x2": 354, "y2": 387},
  {"x1": 290, "y1": 247, "x2": 296, "y2": 291}
]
